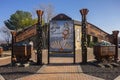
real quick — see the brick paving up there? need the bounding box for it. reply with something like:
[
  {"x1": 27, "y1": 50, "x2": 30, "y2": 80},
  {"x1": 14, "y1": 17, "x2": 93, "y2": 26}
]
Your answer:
[
  {"x1": 0, "y1": 48, "x2": 96, "y2": 66},
  {"x1": 16, "y1": 64, "x2": 104, "y2": 80},
  {"x1": 0, "y1": 57, "x2": 11, "y2": 66},
  {"x1": 15, "y1": 48, "x2": 104, "y2": 80},
  {"x1": 42, "y1": 48, "x2": 95, "y2": 64},
  {"x1": 0, "y1": 48, "x2": 120, "y2": 80},
  {"x1": 0, "y1": 75, "x2": 5, "y2": 80},
  {"x1": 0, "y1": 51, "x2": 11, "y2": 66}
]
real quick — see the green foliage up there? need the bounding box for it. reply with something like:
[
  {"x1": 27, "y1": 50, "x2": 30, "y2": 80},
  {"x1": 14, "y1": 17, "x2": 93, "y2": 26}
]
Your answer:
[
  {"x1": 88, "y1": 41, "x2": 96, "y2": 48},
  {"x1": 4, "y1": 10, "x2": 37, "y2": 31},
  {"x1": 4, "y1": 20, "x2": 16, "y2": 30}
]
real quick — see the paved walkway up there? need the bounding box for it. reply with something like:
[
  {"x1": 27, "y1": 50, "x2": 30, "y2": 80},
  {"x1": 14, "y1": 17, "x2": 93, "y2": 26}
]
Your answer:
[
  {"x1": 1, "y1": 48, "x2": 120, "y2": 80},
  {"x1": 0, "y1": 51, "x2": 11, "y2": 66},
  {"x1": 16, "y1": 64, "x2": 104, "y2": 80},
  {"x1": 15, "y1": 49, "x2": 104, "y2": 80}
]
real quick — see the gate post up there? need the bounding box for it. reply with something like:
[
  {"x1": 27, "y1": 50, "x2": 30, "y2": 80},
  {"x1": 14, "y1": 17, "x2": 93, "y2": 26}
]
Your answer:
[
  {"x1": 36, "y1": 10, "x2": 44, "y2": 65},
  {"x1": 11, "y1": 31, "x2": 16, "y2": 66},
  {"x1": 80, "y1": 9, "x2": 89, "y2": 63},
  {"x1": 112, "y1": 30, "x2": 119, "y2": 62}
]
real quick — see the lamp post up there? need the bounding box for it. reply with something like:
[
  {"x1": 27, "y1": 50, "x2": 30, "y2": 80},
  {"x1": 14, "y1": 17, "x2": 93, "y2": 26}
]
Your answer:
[
  {"x1": 80, "y1": 9, "x2": 89, "y2": 63},
  {"x1": 112, "y1": 30, "x2": 119, "y2": 62},
  {"x1": 11, "y1": 30, "x2": 16, "y2": 66},
  {"x1": 36, "y1": 10, "x2": 44, "y2": 65}
]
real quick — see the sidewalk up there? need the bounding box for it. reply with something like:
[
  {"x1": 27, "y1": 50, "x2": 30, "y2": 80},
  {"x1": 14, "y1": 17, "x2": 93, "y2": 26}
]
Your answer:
[
  {"x1": 15, "y1": 49, "x2": 104, "y2": 80},
  {"x1": 16, "y1": 63, "x2": 104, "y2": 80},
  {"x1": 0, "y1": 48, "x2": 120, "y2": 80},
  {"x1": 0, "y1": 51, "x2": 11, "y2": 66}
]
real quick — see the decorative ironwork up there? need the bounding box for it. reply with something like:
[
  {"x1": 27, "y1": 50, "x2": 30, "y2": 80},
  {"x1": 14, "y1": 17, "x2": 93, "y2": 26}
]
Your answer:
[
  {"x1": 36, "y1": 10, "x2": 44, "y2": 65},
  {"x1": 80, "y1": 9, "x2": 89, "y2": 63}
]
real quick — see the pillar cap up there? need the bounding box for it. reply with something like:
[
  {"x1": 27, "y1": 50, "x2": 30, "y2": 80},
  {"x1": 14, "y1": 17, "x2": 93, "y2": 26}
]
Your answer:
[
  {"x1": 80, "y1": 9, "x2": 89, "y2": 16},
  {"x1": 36, "y1": 10, "x2": 44, "y2": 17},
  {"x1": 112, "y1": 30, "x2": 119, "y2": 35},
  {"x1": 11, "y1": 31, "x2": 16, "y2": 36}
]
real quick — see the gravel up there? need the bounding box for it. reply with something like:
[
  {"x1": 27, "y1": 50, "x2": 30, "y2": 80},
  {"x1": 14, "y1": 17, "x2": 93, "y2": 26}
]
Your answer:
[
  {"x1": 1, "y1": 61, "x2": 120, "y2": 80},
  {"x1": 80, "y1": 61, "x2": 120, "y2": 80},
  {"x1": 0, "y1": 64, "x2": 41, "y2": 80}
]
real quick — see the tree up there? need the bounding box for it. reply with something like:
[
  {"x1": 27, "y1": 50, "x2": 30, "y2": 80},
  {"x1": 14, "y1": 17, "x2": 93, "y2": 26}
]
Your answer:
[
  {"x1": 43, "y1": 4, "x2": 54, "y2": 23},
  {"x1": 4, "y1": 20, "x2": 16, "y2": 30},
  {"x1": 37, "y1": 4, "x2": 55, "y2": 48},
  {"x1": 34, "y1": 4, "x2": 55, "y2": 23},
  {"x1": 0, "y1": 26, "x2": 11, "y2": 45},
  {"x1": 4, "y1": 10, "x2": 37, "y2": 31}
]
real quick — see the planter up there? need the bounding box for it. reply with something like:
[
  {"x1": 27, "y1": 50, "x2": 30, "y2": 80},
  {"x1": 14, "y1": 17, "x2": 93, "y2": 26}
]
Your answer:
[
  {"x1": 0, "y1": 47, "x2": 3, "y2": 57},
  {"x1": 27, "y1": 45, "x2": 33, "y2": 58},
  {"x1": 13, "y1": 44, "x2": 33, "y2": 62},
  {"x1": 94, "y1": 45, "x2": 115, "y2": 62}
]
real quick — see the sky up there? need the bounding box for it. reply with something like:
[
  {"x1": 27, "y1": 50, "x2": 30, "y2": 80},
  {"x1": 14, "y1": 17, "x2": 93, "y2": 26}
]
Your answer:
[{"x1": 0, "y1": 0, "x2": 120, "y2": 38}]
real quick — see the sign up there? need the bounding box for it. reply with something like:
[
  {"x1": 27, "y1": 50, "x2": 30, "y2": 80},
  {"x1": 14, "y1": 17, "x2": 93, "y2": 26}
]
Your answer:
[
  {"x1": 49, "y1": 20, "x2": 74, "y2": 52},
  {"x1": 16, "y1": 25, "x2": 37, "y2": 42}
]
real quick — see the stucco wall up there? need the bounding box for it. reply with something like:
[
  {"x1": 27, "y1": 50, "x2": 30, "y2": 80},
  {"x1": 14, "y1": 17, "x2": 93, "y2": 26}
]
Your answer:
[{"x1": 75, "y1": 25, "x2": 81, "y2": 50}]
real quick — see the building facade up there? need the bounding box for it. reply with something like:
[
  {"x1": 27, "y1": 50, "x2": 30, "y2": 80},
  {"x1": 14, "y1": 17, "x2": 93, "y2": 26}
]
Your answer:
[
  {"x1": 74, "y1": 20, "x2": 112, "y2": 50},
  {"x1": 14, "y1": 13, "x2": 114, "y2": 50}
]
